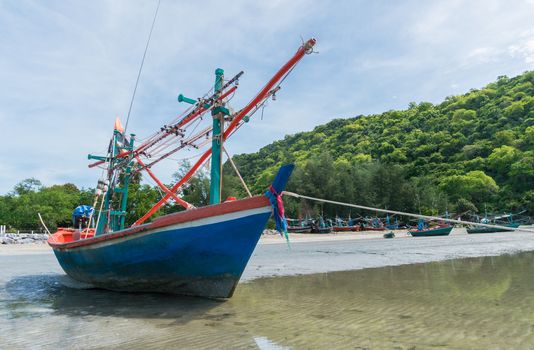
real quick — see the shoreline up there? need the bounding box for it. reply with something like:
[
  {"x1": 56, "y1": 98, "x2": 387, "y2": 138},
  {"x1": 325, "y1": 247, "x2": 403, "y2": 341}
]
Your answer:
[
  {"x1": 2, "y1": 229, "x2": 534, "y2": 281},
  {"x1": 243, "y1": 227, "x2": 534, "y2": 280}
]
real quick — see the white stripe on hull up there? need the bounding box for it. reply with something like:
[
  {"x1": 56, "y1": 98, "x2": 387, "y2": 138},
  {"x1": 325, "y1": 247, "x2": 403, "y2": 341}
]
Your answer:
[{"x1": 61, "y1": 205, "x2": 272, "y2": 251}]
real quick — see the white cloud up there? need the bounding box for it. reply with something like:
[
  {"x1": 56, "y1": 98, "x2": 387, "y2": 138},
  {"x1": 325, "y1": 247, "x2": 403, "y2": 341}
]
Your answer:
[
  {"x1": 1, "y1": 0, "x2": 534, "y2": 194},
  {"x1": 508, "y1": 30, "x2": 534, "y2": 65}
]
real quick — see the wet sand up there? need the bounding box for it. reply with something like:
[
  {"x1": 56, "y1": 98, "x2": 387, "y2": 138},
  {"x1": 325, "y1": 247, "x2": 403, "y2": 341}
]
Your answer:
[
  {"x1": 2, "y1": 228, "x2": 534, "y2": 349},
  {"x1": 3, "y1": 228, "x2": 534, "y2": 281},
  {"x1": 2, "y1": 245, "x2": 534, "y2": 349},
  {"x1": 243, "y1": 227, "x2": 534, "y2": 280}
]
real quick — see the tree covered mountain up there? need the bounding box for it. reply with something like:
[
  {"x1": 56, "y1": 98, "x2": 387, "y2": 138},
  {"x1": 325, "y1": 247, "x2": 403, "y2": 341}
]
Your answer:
[
  {"x1": 2, "y1": 71, "x2": 533, "y2": 231},
  {"x1": 225, "y1": 71, "x2": 534, "y2": 217}
]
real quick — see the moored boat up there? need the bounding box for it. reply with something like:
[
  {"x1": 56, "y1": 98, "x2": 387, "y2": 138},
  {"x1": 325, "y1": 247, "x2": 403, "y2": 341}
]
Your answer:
[
  {"x1": 311, "y1": 217, "x2": 332, "y2": 234},
  {"x1": 332, "y1": 225, "x2": 360, "y2": 232},
  {"x1": 49, "y1": 168, "x2": 292, "y2": 298},
  {"x1": 47, "y1": 38, "x2": 317, "y2": 298},
  {"x1": 409, "y1": 225, "x2": 453, "y2": 237},
  {"x1": 361, "y1": 217, "x2": 385, "y2": 231},
  {"x1": 287, "y1": 225, "x2": 313, "y2": 233},
  {"x1": 467, "y1": 223, "x2": 520, "y2": 234},
  {"x1": 332, "y1": 216, "x2": 360, "y2": 232},
  {"x1": 466, "y1": 210, "x2": 524, "y2": 234},
  {"x1": 287, "y1": 218, "x2": 313, "y2": 233},
  {"x1": 49, "y1": 195, "x2": 275, "y2": 298},
  {"x1": 311, "y1": 226, "x2": 333, "y2": 234}
]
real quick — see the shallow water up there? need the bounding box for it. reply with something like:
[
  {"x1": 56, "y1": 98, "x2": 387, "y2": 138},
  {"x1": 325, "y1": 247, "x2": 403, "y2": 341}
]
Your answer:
[{"x1": 1, "y1": 251, "x2": 534, "y2": 349}]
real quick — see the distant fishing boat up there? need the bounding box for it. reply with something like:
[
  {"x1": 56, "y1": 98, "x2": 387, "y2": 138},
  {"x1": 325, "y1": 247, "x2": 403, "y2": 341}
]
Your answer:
[
  {"x1": 47, "y1": 39, "x2": 317, "y2": 298},
  {"x1": 409, "y1": 219, "x2": 452, "y2": 237},
  {"x1": 332, "y1": 216, "x2": 360, "y2": 232},
  {"x1": 466, "y1": 210, "x2": 523, "y2": 234},
  {"x1": 287, "y1": 218, "x2": 313, "y2": 233},
  {"x1": 409, "y1": 226, "x2": 452, "y2": 237},
  {"x1": 361, "y1": 217, "x2": 385, "y2": 231},
  {"x1": 466, "y1": 223, "x2": 520, "y2": 234},
  {"x1": 311, "y1": 217, "x2": 332, "y2": 234},
  {"x1": 385, "y1": 214, "x2": 399, "y2": 230}
]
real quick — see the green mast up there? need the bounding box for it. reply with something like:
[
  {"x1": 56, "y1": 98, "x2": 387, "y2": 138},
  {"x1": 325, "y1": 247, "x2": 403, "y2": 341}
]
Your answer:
[
  {"x1": 89, "y1": 130, "x2": 135, "y2": 235},
  {"x1": 210, "y1": 68, "x2": 225, "y2": 205}
]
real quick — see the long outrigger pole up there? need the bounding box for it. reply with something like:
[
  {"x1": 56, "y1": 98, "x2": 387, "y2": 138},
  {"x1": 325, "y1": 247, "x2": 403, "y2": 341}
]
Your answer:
[{"x1": 132, "y1": 38, "x2": 317, "y2": 226}]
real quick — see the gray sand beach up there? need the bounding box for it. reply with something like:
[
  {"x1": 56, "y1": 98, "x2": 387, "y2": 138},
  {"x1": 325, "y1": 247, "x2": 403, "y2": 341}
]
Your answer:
[{"x1": 2, "y1": 228, "x2": 534, "y2": 349}]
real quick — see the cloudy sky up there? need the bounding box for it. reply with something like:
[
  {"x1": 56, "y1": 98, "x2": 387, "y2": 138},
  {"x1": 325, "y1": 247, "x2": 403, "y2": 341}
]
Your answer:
[{"x1": 1, "y1": 0, "x2": 533, "y2": 194}]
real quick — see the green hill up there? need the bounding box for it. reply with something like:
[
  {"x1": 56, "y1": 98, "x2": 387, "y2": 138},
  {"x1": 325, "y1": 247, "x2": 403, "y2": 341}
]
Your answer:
[
  {"x1": 2, "y1": 72, "x2": 533, "y2": 231},
  {"x1": 225, "y1": 71, "x2": 534, "y2": 217}
]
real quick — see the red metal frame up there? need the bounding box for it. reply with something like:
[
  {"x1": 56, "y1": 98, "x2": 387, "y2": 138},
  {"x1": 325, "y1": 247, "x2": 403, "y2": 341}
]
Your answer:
[
  {"x1": 88, "y1": 86, "x2": 238, "y2": 169},
  {"x1": 135, "y1": 156, "x2": 193, "y2": 209},
  {"x1": 132, "y1": 38, "x2": 316, "y2": 226}
]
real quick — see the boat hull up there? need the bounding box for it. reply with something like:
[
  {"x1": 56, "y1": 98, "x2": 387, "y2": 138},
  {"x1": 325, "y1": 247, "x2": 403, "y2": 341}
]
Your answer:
[
  {"x1": 409, "y1": 226, "x2": 453, "y2": 237},
  {"x1": 49, "y1": 197, "x2": 272, "y2": 299},
  {"x1": 467, "y1": 223, "x2": 519, "y2": 234},
  {"x1": 311, "y1": 227, "x2": 332, "y2": 234},
  {"x1": 287, "y1": 226, "x2": 312, "y2": 233},
  {"x1": 333, "y1": 226, "x2": 360, "y2": 232}
]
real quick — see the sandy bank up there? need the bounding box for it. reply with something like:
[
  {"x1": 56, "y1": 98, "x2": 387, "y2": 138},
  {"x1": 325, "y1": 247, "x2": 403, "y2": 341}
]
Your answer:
[
  {"x1": 242, "y1": 227, "x2": 534, "y2": 281},
  {"x1": 3, "y1": 228, "x2": 534, "y2": 282}
]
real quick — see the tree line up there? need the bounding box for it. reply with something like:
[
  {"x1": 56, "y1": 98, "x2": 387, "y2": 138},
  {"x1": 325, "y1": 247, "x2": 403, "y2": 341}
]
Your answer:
[
  {"x1": 1, "y1": 71, "x2": 533, "y2": 231},
  {"x1": 225, "y1": 71, "x2": 534, "y2": 219}
]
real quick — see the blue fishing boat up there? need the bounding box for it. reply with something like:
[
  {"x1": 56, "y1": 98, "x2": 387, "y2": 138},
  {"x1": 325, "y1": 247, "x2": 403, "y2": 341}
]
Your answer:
[
  {"x1": 48, "y1": 39, "x2": 317, "y2": 298},
  {"x1": 48, "y1": 168, "x2": 292, "y2": 298}
]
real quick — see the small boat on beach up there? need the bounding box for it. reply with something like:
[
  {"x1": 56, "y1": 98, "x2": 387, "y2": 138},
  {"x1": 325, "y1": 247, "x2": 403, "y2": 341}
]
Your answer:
[
  {"x1": 287, "y1": 225, "x2": 313, "y2": 233},
  {"x1": 467, "y1": 223, "x2": 520, "y2": 234},
  {"x1": 311, "y1": 217, "x2": 332, "y2": 234},
  {"x1": 409, "y1": 224, "x2": 453, "y2": 237},
  {"x1": 361, "y1": 217, "x2": 385, "y2": 231},
  {"x1": 466, "y1": 211, "x2": 523, "y2": 234},
  {"x1": 311, "y1": 226, "x2": 332, "y2": 234},
  {"x1": 287, "y1": 218, "x2": 313, "y2": 233},
  {"x1": 332, "y1": 217, "x2": 360, "y2": 232}
]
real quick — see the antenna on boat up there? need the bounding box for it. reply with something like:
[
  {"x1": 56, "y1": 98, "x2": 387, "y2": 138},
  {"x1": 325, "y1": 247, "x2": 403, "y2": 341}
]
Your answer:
[{"x1": 124, "y1": 0, "x2": 161, "y2": 134}]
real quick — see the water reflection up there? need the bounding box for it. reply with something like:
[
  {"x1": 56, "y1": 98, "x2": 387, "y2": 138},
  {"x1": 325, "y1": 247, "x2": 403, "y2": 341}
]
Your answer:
[
  {"x1": 4, "y1": 274, "x2": 219, "y2": 320},
  {"x1": 2, "y1": 252, "x2": 534, "y2": 349}
]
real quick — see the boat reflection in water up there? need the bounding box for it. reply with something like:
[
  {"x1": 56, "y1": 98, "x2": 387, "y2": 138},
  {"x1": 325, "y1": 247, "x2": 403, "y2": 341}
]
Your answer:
[{"x1": 3, "y1": 251, "x2": 534, "y2": 348}]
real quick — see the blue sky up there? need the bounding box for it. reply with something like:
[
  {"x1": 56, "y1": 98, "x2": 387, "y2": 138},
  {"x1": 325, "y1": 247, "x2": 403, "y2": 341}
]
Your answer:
[{"x1": 1, "y1": 0, "x2": 533, "y2": 194}]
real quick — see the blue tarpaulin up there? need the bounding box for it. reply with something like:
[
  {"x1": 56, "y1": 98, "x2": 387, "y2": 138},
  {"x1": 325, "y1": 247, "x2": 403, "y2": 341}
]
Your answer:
[{"x1": 72, "y1": 205, "x2": 94, "y2": 221}]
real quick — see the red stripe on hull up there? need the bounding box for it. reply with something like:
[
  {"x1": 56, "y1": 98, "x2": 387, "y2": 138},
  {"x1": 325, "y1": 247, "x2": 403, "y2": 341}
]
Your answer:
[
  {"x1": 333, "y1": 226, "x2": 360, "y2": 232},
  {"x1": 49, "y1": 196, "x2": 270, "y2": 250}
]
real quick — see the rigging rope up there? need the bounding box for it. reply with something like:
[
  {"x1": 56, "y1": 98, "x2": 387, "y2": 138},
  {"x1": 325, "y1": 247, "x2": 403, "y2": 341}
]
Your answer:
[
  {"x1": 283, "y1": 191, "x2": 534, "y2": 234},
  {"x1": 124, "y1": 0, "x2": 161, "y2": 134},
  {"x1": 223, "y1": 146, "x2": 252, "y2": 197}
]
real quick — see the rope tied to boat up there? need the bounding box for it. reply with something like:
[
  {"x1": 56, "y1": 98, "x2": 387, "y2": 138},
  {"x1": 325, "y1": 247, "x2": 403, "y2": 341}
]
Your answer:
[
  {"x1": 266, "y1": 185, "x2": 291, "y2": 247},
  {"x1": 282, "y1": 191, "x2": 534, "y2": 234}
]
